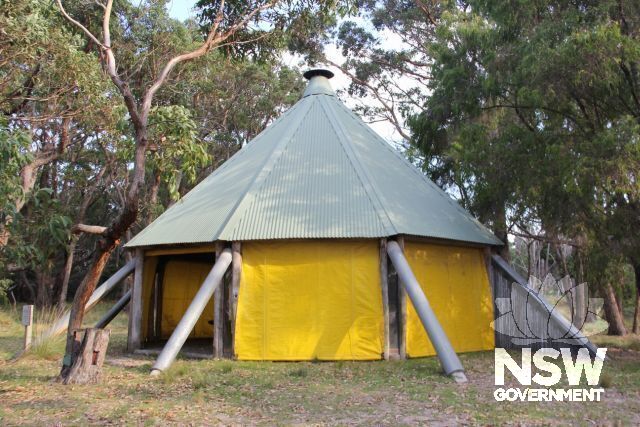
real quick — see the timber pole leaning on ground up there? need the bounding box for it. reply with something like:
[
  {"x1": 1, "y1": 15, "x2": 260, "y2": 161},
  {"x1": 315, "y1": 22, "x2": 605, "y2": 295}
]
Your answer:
[
  {"x1": 45, "y1": 258, "x2": 137, "y2": 339},
  {"x1": 151, "y1": 248, "x2": 233, "y2": 375},
  {"x1": 386, "y1": 241, "x2": 467, "y2": 383},
  {"x1": 94, "y1": 290, "x2": 132, "y2": 329}
]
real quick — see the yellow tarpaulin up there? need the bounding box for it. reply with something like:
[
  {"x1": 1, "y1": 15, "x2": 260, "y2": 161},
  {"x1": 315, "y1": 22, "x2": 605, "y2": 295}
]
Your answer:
[
  {"x1": 235, "y1": 240, "x2": 383, "y2": 360},
  {"x1": 161, "y1": 259, "x2": 215, "y2": 339},
  {"x1": 404, "y1": 242, "x2": 495, "y2": 357}
]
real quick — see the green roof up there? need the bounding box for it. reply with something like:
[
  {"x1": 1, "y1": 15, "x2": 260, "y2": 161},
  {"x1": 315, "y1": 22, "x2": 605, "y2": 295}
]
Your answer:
[{"x1": 126, "y1": 70, "x2": 502, "y2": 247}]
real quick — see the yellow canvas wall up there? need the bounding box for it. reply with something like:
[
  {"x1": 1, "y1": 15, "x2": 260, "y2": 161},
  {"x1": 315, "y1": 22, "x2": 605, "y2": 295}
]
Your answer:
[
  {"x1": 404, "y1": 242, "x2": 495, "y2": 357},
  {"x1": 235, "y1": 240, "x2": 384, "y2": 360},
  {"x1": 161, "y1": 259, "x2": 215, "y2": 338}
]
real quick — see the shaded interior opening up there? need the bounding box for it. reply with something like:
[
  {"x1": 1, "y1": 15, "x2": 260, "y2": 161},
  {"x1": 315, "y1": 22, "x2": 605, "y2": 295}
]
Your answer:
[{"x1": 142, "y1": 252, "x2": 232, "y2": 356}]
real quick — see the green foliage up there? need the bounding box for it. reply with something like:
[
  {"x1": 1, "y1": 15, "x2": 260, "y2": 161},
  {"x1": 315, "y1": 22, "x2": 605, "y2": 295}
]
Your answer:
[
  {"x1": 412, "y1": 0, "x2": 640, "y2": 226},
  {"x1": 140, "y1": 56, "x2": 306, "y2": 220},
  {"x1": 0, "y1": 278, "x2": 12, "y2": 305},
  {"x1": 149, "y1": 105, "x2": 210, "y2": 200},
  {"x1": 418, "y1": 2, "x2": 640, "y2": 292},
  {"x1": 1, "y1": 0, "x2": 111, "y2": 277},
  {"x1": 1, "y1": 0, "x2": 110, "y2": 116},
  {"x1": 195, "y1": 0, "x2": 353, "y2": 61},
  {"x1": 0, "y1": 126, "x2": 32, "y2": 216},
  {"x1": 7, "y1": 189, "x2": 71, "y2": 271}
]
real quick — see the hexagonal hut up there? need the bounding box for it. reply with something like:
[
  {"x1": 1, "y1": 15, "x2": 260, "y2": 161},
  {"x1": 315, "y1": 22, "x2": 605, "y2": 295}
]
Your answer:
[{"x1": 122, "y1": 69, "x2": 504, "y2": 379}]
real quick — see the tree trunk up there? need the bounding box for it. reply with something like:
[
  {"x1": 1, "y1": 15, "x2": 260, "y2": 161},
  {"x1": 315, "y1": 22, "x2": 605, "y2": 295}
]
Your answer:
[
  {"x1": 61, "y1": 242, "x2": 116, "y2": 377},
  {"x1": 146, "y1": 172, "x2": 161, "y2": 225},
  {"x1": 633, "y1": 263, "x2": 640, "y2": 334},
  {"x1": 35, "y1": 270, "x2": 52, "y2": 308},
  {"x1": 573, "y1": 278, "x2": 586, "y2": 329},
  {"x1": 0, "y1": 163, "x2": 36, "y2": 247},
  {"x1": 603, "y1": 283, "x2": 627, "y2": 336},
  {"x1": 554, "y1": 243, "x2": 585, "y2": 327},
  {"x1": 494, "y1": 203, "x2": 510, "y2": 261},
  {"x1": 58, "y1": 236, "x2": 78, "y2": 308},
  {"x1": 55, "y1": 0, "x2": 260, "y2": 381},
  {"x1": 615, "y1": 287, "x2": 624, "y2": 317},
  {"x1": 58, "y1": 162, "x2": 109, "y2": 309},
  {"x1": 0, "y1": 228, "x2": 10, "y2": 248},
  {"x1": 19, "y1": 271, "x2": 36, "y2": 303},
  {"x1": 59, "y1": 328, "x2": 110, "y2": 385},
  {"x1": 577, "y1": 249, "x2": 596, "y2": 323},
  {"x1": 60, "y1": 131, "x2": 146, "y2": 379}
]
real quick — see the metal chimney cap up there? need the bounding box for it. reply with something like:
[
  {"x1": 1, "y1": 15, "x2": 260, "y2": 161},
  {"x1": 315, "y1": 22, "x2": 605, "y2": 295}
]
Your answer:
[
  {"x1": 303, "y1": 69, "x2": 335, "y2": 80},
  {"x1": 302, "y1": 68, "x2": 335, "y2": 97}
]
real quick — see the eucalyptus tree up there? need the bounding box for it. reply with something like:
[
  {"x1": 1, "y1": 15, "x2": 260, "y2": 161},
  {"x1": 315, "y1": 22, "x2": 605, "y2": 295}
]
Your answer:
[
  {"x1": 0, "y1": 0, "x2": 322, "y2": 310},
  {"x1": 0, "y1": 0, "x2": 119, "y2": 307},
  {"x1": 414, "y1": 0, "x2": 640, "y2": 333},
  {"x1": 53, "y1": 0, "x2": 346, "y2": 379},
  {"x1": 0, "y1": 0, "x2": 109, "y2": 249}
]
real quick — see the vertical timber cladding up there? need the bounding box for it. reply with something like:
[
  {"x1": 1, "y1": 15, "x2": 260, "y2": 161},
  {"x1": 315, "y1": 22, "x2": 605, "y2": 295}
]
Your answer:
[
  {"x1": 235, "y1": 240, "x2": 384, "y2": 360},
  {"x1": 403, "y1": 241, "x2": 495, "y2": 357}
]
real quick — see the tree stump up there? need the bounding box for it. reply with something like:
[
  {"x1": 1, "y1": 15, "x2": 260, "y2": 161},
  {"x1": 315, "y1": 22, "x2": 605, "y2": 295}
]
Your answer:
[{"x1": 59, "y1": 328, "x2": 110, "y2": 385}]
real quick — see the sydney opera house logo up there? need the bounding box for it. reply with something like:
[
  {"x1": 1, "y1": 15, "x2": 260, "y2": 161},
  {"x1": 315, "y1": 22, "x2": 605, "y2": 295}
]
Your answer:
[
  {"x1": 491, "y1": 274, "x2": 608, "y2": 346},
  {"x1": 492, "y1": 275, "x2": 608, "y2": 402}
]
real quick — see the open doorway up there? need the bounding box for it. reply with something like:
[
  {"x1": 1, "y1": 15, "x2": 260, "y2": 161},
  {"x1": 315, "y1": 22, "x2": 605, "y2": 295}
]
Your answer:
[{"x1": 142, "y1": 253, "x2": 215, "y2": 357}]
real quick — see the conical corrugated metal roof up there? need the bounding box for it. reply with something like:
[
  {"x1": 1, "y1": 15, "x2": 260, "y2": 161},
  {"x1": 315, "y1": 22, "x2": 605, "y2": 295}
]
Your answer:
[{"x1": 126, "y1": 70, "x2": 502, "y2": 247}]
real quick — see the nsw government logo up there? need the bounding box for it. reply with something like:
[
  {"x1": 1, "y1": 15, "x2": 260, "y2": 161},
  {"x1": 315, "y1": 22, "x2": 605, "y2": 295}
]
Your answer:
[{"x1": 491, "y1": 274, "x2": 608, "y2": 402}]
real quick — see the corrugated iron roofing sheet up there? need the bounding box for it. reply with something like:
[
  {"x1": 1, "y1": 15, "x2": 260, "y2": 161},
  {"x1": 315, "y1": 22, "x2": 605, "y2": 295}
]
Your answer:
[{"x1": 126, "y1": 73, "x2": 502, "y2": 248}]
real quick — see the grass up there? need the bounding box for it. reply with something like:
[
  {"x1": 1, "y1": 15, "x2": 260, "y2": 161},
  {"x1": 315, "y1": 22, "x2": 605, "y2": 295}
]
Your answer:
[
  {"x1": 1, "y1": 304, "x2": 640, "y2": 425},
  {"x1": 591, "y1": 334, "x2": 640, "y2": 351}
]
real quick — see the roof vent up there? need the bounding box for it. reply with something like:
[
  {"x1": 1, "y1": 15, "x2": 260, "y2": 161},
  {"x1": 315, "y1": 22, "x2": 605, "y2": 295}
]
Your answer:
[{"x1": 302, "y1": 68, "x2": 335, "y2": 97}]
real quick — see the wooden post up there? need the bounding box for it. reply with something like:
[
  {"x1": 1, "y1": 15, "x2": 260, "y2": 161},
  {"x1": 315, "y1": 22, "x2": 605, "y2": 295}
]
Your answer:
[
  {"x1": 397, "y1": 237, "x2": 407, "y2": 359},
  {"x1": 127, "y1": 248, "x2": 144, "y2": 351},
  {"x1": 152, "y1": 260, "x2": 166, "y2": 340},
  {"x1": 146, "y1": 268, "x2": 157, "y2": 341},
  {"x1": 379, "y1": 239, "x2": 390, "y2": 360},
  {"x1": 22, "y1": 305, "x2": 33, "y2": 350},
  {"x1": 230, "y1": 242, "x2": 242, "y2": 358},
  {"x1": 213, "y1": 242, "x2": 225, "y2": 358}
]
